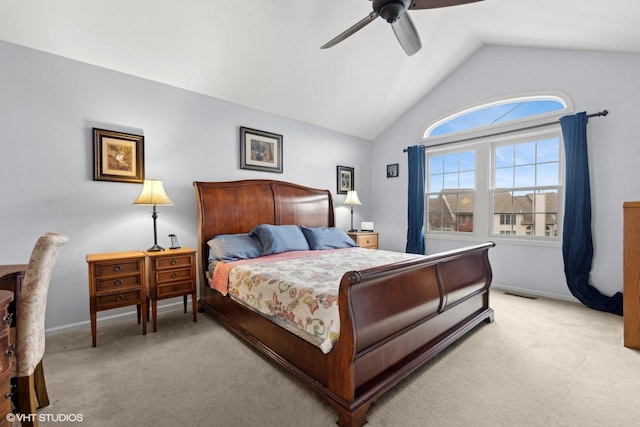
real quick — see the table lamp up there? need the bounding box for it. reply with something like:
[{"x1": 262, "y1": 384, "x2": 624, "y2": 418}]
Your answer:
[
  {"x1": 133, "y1": 179, "x2": 173, "y2": 251},
  {"x1": 343, "y1": 190, "x2": 362, "y2": 232}
]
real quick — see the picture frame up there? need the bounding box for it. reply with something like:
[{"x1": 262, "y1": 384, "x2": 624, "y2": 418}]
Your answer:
[
  {"x1": 240, "y1": 126, "x2": 283, "y2": 173},
  {"x1": 336, "y1": 166, "x2": 355, "y2": 195},
  {"x1": 387, "y1": 163, "x2": 399, "y2": 178},
  {"x1": 93, "y1": 128, "x2": 144, "y2": 183}
]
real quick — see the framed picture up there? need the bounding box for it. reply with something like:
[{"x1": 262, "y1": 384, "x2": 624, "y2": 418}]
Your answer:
[
  {"x1": 387, "y1": 163, "x2": 399, "y2": 178},
  {"x1": 336, "y1": 166, "x2": 354, "y2": 195},
  {"x1": 93, "y1": 128, "x2": 144, "y2": 183},
  {"x1": 240, "y1": 126, "x2": 283, "y2": 173}
]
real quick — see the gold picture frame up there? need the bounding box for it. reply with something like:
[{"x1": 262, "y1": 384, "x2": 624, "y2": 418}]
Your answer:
[
  {"x1": 93, "y1": 128, "x2": 145, "y2": 183},
  {"x1": 240, "y1": 127, "x2": 283, "y2": 173}
]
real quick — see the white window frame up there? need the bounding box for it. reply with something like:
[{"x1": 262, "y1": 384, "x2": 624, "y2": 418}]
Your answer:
[
  {"x1": 425, "y1": 144, "x2": 478, "y2": 236},
  {"x1": 489, "y1": 127, "x2": 564, "y2": 243},
  {"x1": 422, "y1": 92, "x2": 572, "y2": 246}
]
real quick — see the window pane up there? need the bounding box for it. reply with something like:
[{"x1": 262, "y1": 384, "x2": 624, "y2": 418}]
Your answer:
[
  {"x1": 427, "y1": 195, "x2": 444, "y2": 231},
  {"x1": 459, "y1": 171, "x2": 475, "y2": 188},
  {"x1": 430, "y1": 156, "x2": 443, "y2": 174},
  {"x1": 427, "y1": 98, "x2": 566, "y2": 138},
  {"x1": 443, "y1": 154, "x2": 459, "y2": 173},
  {"x1": 443, "y1": 173, "x2": 458, "y2": 189},
  {"x1": 427, "y1": 149, "x2": 475, "y2": 234},
  {"x1": 515, "y1": 142, "x2": 535, "y2": 166},
  {"x1": 429, "y1": 175, "x2": 443, "y2": 193},
  {"x1": 495, "y1": 167, "x2": 513, "y2": 188},
  {"x1": 459, "y1": 151, "x2": 475, "y2": 171},
  {"x1": 495, "y1": 145, "x2": 513, "y2": 168},
  {"x1": 537, "y1": 163, "x2": 559, "y2": 186},
  {"x1": 514, "y1": 165, "x2": 535, "y2": 187},
  {"x1": 537, "y1": 138, "x2": 560, "y2": 163}
]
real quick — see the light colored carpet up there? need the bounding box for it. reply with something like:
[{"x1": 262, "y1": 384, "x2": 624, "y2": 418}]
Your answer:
[{"x1": 36, "y1": 290, "x2": 640, "y2": 427}]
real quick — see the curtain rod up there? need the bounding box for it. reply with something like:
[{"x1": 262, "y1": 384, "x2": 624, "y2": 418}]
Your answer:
[{"x1": 403, "y1": 109, "x2": 609, "y2": 152}]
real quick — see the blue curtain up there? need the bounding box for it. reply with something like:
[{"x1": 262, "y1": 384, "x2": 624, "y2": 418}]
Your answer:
[
  {"x1": 406, "y1": 145, "x2": 426, "y2": 254},
  {"x1": 560, "y1": 112, "x2": 623, "y2": 315}
]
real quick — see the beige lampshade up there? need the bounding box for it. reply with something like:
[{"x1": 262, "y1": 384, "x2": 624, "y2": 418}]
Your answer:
[
  {"x1": 343, "y1": 190, "x2": 362, "y2": 206},
  {"x1": 133, "y1": 179, "x2": 173, "y2": 206}
]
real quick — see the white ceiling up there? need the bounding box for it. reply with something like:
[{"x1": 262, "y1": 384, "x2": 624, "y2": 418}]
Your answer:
[{"x1": 1, "y1": 0, "x2": 639, "y2": 140}]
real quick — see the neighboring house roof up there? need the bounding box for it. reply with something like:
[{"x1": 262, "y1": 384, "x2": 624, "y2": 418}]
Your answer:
[{"x1": 430, "y1": 191, "x2": 558, "y2": 226}]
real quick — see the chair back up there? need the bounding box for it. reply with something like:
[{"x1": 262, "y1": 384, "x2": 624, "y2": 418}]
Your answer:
[{"x1": 15, "y1": 232, "x2": 69, "y2": 377}]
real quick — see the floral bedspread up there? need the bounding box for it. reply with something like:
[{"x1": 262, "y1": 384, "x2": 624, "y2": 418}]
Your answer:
[{"x1": 211, "y1": 247, "x2": 422, "y2": 354}]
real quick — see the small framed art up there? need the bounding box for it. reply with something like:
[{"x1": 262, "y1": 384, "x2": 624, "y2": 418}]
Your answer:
[
  {"x1": 336, "y1": 166, "x2": 355, "y2": 195},
  {"x1": 387, "y1": 163, "x2": 399, "y2": 178},
  {"x1": 93, "y1": 128, "x2": 144, "y2": 183},
  {"x1": 240, "y1": 126, "x2": 283, "y2": 173}
]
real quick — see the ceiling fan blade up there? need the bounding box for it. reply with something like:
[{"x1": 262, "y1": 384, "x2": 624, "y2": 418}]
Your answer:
[
  {"x1": 409, "y1": 0, "x2": 484, "y2": 10},
  {"x1": 391, "y1": 13, "x2": 421, "y2": 56},
  {"x1": 321, "y1": 12, "x2": 379, "y2": 49}
]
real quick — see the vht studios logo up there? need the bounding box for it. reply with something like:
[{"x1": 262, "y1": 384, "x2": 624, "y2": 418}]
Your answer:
[{"x1": 6, "y1": 412, "x2": 84, "y2": 423}]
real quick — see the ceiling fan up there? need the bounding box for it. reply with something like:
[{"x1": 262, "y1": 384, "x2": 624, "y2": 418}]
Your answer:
[{"x1": 321, "y1": 0, "x2": 484, "y2": 56}]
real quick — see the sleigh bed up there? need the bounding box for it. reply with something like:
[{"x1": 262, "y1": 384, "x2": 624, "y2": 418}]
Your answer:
[{"x1": 194, "y1": 179, "x2": 495, "y2": 426}]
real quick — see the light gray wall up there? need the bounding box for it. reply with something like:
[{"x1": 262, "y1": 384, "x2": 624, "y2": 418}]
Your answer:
[
  {"x1": 372, "y1": 45, "x2": 640, "y2": 301},
  {"x1": 0, "y1": 41, "x2": 371, "y2": 331}
]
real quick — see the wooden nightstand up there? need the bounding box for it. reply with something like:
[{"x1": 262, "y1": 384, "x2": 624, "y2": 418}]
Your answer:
[
  {"x1": 145, "y1": 247, "x2": 197, "y2": 332},
  {"x1": 347, "y1": 232, "x2": 379, "y2": 250},
  {"x1": 86, "y1": 251, "x2": 147, "y2": 347}
]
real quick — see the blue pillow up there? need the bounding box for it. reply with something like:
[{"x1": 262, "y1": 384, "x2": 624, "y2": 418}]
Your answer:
[
  {"x1": 249, "y1": 224, "x2": 310, "y2": 255},
  {"x1": 207, "y1": 233, "x2": 262, "y2": 262},
  {"x1": 301, "y1": 226, "x2": 358, "y2": 250}
]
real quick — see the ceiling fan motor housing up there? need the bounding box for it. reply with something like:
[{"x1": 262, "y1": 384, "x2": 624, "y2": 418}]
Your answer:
[{"x1": 373, "y1": 0, "x2": 412, "y2": 23}]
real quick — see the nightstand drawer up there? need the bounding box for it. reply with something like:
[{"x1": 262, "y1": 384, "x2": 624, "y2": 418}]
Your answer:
[
  {"x1": 96, "y1": 275, "x2": 142, "y2": 293},
  {"x1": 157, "y1": 280, "x2": 193, "y2": 298},
  {"x1": 347, "y1": 232, "x2": 379, "y2": 250},
  {"x1": 156, "y1": 268, "x2": 193, "y2": 284},
  {"x1": 154, "y1": 255, "x2": 193, "y2": 270},
  {"x1": 94, "y1": 260, "x2": 142, "y2": 277},
  {"x1": 95, "y1": 290, "x2": 141, "y2": 310},
  {"x1": 358, "y1": 234, "x2": 378, "y2": 248}
]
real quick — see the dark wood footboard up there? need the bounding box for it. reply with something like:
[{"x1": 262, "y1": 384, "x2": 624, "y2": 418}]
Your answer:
[
  {"x1": 194, "y1": 180, "x2": 495, "y2": 426},
  {"x1": 327, "y1": 242, "x2": 494, "y2": 426}
]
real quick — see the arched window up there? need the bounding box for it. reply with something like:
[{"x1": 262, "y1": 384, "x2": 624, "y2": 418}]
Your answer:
[
  {"x1": 424, "y1": 95, "x2": 569, "y2": 139},
  {"x1": 424, "y1": 93, "x2": 571, "y2": 241}
]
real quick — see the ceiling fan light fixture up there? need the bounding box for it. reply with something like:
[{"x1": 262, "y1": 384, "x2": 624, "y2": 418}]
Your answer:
[{"x1": 374, "y1": 0, "x2": 411, "y2": 23}]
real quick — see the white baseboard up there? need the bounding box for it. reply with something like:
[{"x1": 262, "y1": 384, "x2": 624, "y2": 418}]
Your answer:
[
  {"x1": 45, "y1": 298, "x2": 191, "y2": 337},
  {"x1": 491, "y1": 283, "x2": 579, "y2": 303}
]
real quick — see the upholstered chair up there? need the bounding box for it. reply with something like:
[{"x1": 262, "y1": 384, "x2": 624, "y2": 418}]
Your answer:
[{"x1": 10, "y1": 232, "x2": 68, "y2": 424}]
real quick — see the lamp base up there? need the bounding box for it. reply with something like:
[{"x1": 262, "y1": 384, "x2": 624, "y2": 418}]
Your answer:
[
  {"x1": 348, "y1": 229, "x2": 358, "y2": 232},
  {"x1": 147, "y1": 244, "x2": 164, "y2": 252}
]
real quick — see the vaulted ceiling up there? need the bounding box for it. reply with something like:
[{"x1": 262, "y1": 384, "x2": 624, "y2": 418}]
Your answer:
[{"x1": 1, "y1": 1, "x2": 639, "y2": 140}]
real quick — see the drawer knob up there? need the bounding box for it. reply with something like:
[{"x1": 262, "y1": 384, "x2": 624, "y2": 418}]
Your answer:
[
  {"x1": 171, "y1": 272, "x2": 178, "y2": 278},
  {"x1": 5, "y1": 343, "x2": 15, "y2": 358},
  {"x1": 114, "y1": 279, "x2": 123, "y2": 286},
  {"x1": 172, "y1": 285, "x2": 179, "y2": 292},
  {"x1": 2, "y1": 312, "x2": 13, "y2": 326},
  {"x1": 171, "y1": 259, "x2": 178, "y2": 265},
  {"x1": 115, "y1": 294, "x2": 124, "y2": 302},
  {"x1": 114, "y1": 264, "x2": 123, "y2": 272}
]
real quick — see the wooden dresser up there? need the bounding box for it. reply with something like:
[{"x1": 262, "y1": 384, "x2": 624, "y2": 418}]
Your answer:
[
  {"x1": 623, "y1": 201, "x2": 640, "y2": 349},
  {"x1": 86, "y1": 251, "x2": 147, "y2": 347},
  {"x1": 0, "y1": 290, "x2": 14, "y2": 425},
  {"x1": 347, "y1": 232, "x2": 379, "y2": 250}
]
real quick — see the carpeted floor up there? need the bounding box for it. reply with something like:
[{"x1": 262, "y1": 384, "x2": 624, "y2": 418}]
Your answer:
[{"x1": 35, "y1": 289, "x2": 640, "y2": 426}]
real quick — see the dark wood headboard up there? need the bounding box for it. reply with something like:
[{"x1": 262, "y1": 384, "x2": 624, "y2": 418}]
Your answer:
[{"x1": 193, "y1": 180, "x2": 335, "y2": 280}]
